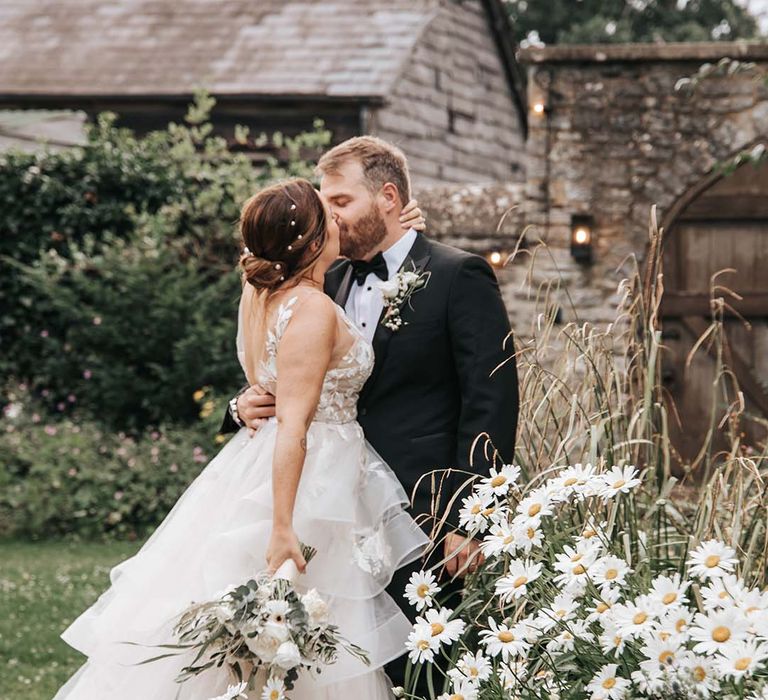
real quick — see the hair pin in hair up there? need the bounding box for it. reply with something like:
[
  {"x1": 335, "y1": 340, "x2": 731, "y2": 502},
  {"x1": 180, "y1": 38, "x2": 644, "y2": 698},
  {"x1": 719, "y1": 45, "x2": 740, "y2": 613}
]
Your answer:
[
  {"x1": 242, "y1": 246, "x2": 252, "y2": 256},
  {"x1": 275, "y1": 263, "x2": 282, "y2": 270},
  {"x1": 290, "y1": 204, "x2": 297, "y2": 211},
  {"x1": 290, "y1": 220, "x2": 296, "y2": 226}
]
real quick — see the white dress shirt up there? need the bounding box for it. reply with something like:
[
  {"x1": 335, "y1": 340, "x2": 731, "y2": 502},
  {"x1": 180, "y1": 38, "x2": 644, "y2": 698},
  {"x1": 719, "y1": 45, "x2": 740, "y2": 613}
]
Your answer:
[{"x1": 344, "y1": 228, "x2": 418, "y2": 343}]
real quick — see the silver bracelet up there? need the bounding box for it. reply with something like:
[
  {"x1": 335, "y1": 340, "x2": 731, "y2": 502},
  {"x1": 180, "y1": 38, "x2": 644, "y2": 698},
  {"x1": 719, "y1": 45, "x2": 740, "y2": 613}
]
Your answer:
[{"x1": 228, "y1": 396, "x2": 244, "y2": 427}]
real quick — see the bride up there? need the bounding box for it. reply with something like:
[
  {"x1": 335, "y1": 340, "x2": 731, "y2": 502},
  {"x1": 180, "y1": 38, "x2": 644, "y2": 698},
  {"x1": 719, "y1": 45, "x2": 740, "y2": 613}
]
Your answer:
[{"x1": 53, "y1": 178, "x2": 430, "y2": 699}]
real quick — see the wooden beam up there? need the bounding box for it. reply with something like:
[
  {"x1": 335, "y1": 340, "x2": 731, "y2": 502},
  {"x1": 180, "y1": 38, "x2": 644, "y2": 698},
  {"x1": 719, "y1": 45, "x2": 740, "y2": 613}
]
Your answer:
[{"x1": 661, "y1": 293, "x2": 768, "y2": 318}]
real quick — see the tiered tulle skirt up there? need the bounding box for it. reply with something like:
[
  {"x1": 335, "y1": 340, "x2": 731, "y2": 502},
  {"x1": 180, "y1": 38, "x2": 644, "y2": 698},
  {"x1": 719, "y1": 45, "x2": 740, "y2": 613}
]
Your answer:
[{"x1": 53, "y1": 418, "x2": 430, "y2": 699}]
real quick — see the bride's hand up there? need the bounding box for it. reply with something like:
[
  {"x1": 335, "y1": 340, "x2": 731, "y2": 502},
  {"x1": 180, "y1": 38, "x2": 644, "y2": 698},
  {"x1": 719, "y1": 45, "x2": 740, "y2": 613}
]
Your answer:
[
  {"x1": 400, "y1": 199, "x2": 426, "y2": 232},
  {"x1": 266, "y1": 526, "x2": 307, "y2": 575}
]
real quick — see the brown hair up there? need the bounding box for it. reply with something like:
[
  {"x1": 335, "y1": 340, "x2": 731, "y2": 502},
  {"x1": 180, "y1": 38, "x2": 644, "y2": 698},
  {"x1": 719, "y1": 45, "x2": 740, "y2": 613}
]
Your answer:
[
  {"x1": 238, "y1": 178, "x2": 328, "y2": 292},
  {"x1": 315, "y1": 135, "x2": 411, "y2": 207}
]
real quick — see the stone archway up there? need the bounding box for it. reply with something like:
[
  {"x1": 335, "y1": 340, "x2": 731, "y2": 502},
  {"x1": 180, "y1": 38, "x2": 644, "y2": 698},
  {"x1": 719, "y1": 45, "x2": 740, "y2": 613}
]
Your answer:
[{"x1": 658, "y1": 154, "x2": 768, "y2": 467}]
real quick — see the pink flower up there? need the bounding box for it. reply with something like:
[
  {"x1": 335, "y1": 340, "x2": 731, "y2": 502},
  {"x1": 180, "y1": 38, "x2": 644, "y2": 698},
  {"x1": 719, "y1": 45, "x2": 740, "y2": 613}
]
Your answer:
[
  {"x1": 32, "y1": 413, "x2": 41, "y2": 423},
  {"x1": 92, "y1": 316, "x2": 102, "y2": 325},
  {"x1": 114, "y1": 490, "x2": 124, "y2": 500},
  {"x1": 83, "y1": 370, "x2": 92, "y2": 380},
  {"x1": 44, "y1": 425, "x2": 57, "y2": 436},
  {"x1": 150, "y1": 431, "x2": 160, "y2": 441},
  {"x1": 67, "y1": 394, "x2": 76, "y2": 403},
  {"x1": 57, "y1": 402, "x2": 66, "y2": 411},
  {"x1": 169, "y1": 463, "x2": 179, "y2": 473},
  {"x1": 67, "y1": 468, "x2": 77, "y2": 477},
  {"x1": 40, "y1": 329, "x2": 49, "y2": 338},
  {"x1": 41, "y1": 389, "x2": 49, "y2": 398}
]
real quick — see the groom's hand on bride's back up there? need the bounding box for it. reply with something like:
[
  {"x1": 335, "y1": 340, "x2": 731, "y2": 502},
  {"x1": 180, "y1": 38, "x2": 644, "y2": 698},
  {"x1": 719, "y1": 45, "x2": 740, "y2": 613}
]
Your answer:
[
  {"x1": 443, "y1": 531, "x2": 484, "y2": 578},
  {"x1": 237, "y1": 384, "x2": 277, "y2": 436}
]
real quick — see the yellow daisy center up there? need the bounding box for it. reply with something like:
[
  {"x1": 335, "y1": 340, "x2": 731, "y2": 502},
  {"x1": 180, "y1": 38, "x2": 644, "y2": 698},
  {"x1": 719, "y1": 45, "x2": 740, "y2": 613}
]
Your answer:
[
  {"x1": 503, "y1": 535, "x2": 515, "y2": 544},
  {"x1": 660, "y1": 631, "x2": 671, "y2": 641},
  {"x1": 604, "y1": 568, "x2": 618, "y2": 580},
  {"x1": 573, "y1": 564, "x2": 586, "y2": 575},
  {"x1": 417, "y1": 639, "x2": 431, "y2": 650},
  {"x1": 612, "y1": 479, "x2": 626, "y2": 489},
  {"x1": 270, "y1": 692, "x2": 280, "y2": 700},
  {"x1": 449, "y1": 695, "x2": 464, "y2": 700},
  {"x1": 513, "y1": 576, "x2": 528, "y2": 588},
  {"x1": 693, "y1": 666, "x2": 706, "y2": 681},
  {"x1": 718, "y1": 591, "x2": 730, "y2": 599},
  {"x1": 675, "y1": 618, "x2": 687, "y2": 633},
  {"x1": 659, "y1": 650, "x2": 674, "y2": 664},
  {"x1": 498, "y1": 631, "x2": 515, "y2": 643},
  {"x1": 571, "y1": 553, "x2": 583, "y2": 562},
  {"x1": 705, "y1": 554, "x2": 721, "y2": 568},
  {"x1": 596, "y1": 602, "x2": 609, "y2": 613},
  {"x1": 528, "y1": 503, "x2": 541, "y2": 517},
  {"x1": 491, "y1": 475, "x2": 507, "y2": 488},
  {"x1": 527, "y1": 527, "x2": 535, "y2": 539},
  {"x1": 431, "y1": 623, "x2": 445, "y2": 636},
  {"x1": 482, "y1": 507, "x2": 495, "y2": 517},
  {"x1": 735, "y1": 657, "x2": 752, "y2": 671},
  {"x1": 563, "y1": 477, "x2": 578, "y2": 486},
  {"x1": 632, "y1": 612, "x2": 648, "y2": 625},
  {"x1": 416, "y1": 583, "x2": 430, "y2": 598},
  {"x1": 602, "y1": 678, "x2": 616, "y2": 689},
  {"x1": 583, "y1": 528, "x2": 597, "y2": 538},
  {"x1": 556, "y1": 609, "x2": 567, "y2": 618},
  {"x1": 662, "y1": 592, "x2": 677, "y2": 605},
  {"x1": 712, "y1": 626, "x2": 731, "y2": 643},
  {"x1": 471, "y1": 504, "x2": 482, "y2": 515}
]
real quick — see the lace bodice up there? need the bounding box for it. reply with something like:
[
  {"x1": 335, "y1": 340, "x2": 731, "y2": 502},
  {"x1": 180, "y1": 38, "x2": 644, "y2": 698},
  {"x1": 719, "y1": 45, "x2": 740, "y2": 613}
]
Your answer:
[{"x1": 240, "y1": 295, "x2": 374, "y2": 424}]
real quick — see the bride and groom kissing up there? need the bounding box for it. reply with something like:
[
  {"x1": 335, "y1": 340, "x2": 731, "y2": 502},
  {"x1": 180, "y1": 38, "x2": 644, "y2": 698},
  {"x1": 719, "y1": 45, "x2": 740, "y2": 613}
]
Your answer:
[
  {"x1": 221, "y1": 136, "x2": 520, "y2": 694},
  {"x1": 54, "y1": 135, "x2": 518, "y2": 700}
]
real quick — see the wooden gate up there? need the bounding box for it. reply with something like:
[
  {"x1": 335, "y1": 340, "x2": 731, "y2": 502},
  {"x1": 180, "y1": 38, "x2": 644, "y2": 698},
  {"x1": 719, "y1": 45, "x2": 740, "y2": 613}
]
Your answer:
[{"x1": 660, "y1": 159, "x2": 768, "y2": 469}]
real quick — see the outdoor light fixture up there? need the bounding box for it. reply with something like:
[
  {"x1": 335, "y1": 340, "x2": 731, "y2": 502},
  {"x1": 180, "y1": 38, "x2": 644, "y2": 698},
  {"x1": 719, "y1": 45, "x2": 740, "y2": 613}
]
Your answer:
[
  {"x1": 532, "y1": 102, "x2": 546, "y2": 115},
  {"x1": 570, "y1": 215, "x2": 594, "y2": 264},
  {"x1": 485, "y1": 250, "x2": 507, "y2": 269}
]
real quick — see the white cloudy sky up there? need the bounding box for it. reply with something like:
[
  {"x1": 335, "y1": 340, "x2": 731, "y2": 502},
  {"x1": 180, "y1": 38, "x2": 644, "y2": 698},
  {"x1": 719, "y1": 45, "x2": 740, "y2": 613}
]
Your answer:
[{"x1": 741, "y1": 0, "x2": 768, "y2": 32}]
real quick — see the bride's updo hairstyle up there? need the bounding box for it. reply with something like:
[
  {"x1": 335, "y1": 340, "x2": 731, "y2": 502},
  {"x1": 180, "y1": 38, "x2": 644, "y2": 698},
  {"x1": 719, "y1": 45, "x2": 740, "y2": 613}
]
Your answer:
[{"x1": 238, "y1": 178, "x2": 328, "y2": 292}]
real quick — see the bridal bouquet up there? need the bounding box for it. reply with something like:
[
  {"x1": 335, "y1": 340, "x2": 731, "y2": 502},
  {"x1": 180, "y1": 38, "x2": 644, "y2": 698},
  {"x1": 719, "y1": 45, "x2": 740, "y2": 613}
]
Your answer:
[
  {"x1": 403, "y1": 463, "x2": 768, "y2": 700},
  {"x1": 131, "y1": 544, "x2": 370, "y2": 700}
]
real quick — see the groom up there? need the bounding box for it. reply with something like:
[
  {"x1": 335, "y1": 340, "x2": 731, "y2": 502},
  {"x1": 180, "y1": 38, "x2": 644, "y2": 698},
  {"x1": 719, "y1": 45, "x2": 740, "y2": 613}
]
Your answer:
[{"x1": 220, "y1": 136, "x2": 519, "y2": 691}]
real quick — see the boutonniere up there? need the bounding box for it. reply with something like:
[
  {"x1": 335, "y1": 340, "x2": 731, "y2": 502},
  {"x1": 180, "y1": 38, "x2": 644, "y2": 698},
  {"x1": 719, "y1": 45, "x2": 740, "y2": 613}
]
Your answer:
[{"x1": 377, "y1": 262, "x2": 431, "y2": 332}]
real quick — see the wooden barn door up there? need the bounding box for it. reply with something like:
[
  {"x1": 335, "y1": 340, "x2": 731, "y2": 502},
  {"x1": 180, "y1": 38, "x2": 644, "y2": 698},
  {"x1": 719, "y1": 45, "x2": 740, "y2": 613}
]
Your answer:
[{"x1": 660, "y1": 160, "x2": 768, "y2": 468}]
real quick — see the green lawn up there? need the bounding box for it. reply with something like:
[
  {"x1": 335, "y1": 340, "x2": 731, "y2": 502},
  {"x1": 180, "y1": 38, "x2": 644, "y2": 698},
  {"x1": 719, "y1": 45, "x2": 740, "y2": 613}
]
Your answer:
[{"x1": 0, "y1": 538, "x2": 144, "y2": 700}]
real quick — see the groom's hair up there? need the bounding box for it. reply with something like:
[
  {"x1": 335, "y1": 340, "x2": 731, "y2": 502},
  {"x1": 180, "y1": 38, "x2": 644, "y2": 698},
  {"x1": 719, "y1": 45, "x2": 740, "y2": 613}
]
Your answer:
[{"x1": 316, "y1": 136, "x2": 411, "y2": 208}]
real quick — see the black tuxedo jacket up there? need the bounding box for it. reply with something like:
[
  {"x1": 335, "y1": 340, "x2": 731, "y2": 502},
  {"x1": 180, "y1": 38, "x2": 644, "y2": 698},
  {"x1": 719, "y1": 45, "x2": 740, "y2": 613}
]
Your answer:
[{"x1": 220, "y1": 232, "x2": 519, "y2": 532}]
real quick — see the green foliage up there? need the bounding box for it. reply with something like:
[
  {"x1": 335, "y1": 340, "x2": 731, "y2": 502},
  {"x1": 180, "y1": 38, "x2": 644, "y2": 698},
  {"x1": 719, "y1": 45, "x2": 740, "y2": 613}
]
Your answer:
[
  {"x1": 0, "y1": 382, "x2": 235, "y2": 539},
  {"x1": 505, "y1": 0, "x2": 760, "y2": 45},
  {"x1": 1, "y1": 91, "x2": 331, "y2": 430}
]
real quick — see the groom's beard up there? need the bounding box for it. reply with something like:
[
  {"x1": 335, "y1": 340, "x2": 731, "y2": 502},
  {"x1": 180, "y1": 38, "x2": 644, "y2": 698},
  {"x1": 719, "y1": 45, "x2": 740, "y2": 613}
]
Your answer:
[{"x1": 339, "y1": 204, "x2": 388, "y2": 260}]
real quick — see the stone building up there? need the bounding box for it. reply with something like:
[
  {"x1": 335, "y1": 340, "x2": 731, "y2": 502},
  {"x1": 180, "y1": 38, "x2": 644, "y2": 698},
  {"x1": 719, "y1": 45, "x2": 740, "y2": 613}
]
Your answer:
[
  {"x1": 420, "y1": 41, "x2": 768, "y2": 461},
  {"x1": 0, "y1": 0, "x2": 527, "y2": 185}
]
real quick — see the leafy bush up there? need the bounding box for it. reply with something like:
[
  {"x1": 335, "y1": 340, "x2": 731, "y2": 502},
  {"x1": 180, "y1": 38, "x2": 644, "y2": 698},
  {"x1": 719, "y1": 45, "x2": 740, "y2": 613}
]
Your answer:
[
  {"x1": 1, "y1": 92, "x2": 330, "y2": 429},
  {"x1": 0, "y1": 381, "x2": 234, "y2": 540}
]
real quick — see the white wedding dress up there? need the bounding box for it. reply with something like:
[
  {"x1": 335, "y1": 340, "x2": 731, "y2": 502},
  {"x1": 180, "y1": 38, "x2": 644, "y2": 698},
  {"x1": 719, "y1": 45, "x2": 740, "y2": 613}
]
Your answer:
[{"x1": 54, "y1": 293, "x2": 430, "y2": 700}]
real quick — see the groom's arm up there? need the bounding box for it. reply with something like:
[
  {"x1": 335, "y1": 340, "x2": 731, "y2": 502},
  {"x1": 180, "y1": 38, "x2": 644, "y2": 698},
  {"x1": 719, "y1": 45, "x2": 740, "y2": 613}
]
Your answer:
[{"x1": 445, "y1": 254, "x2": 519, "y2": 525}]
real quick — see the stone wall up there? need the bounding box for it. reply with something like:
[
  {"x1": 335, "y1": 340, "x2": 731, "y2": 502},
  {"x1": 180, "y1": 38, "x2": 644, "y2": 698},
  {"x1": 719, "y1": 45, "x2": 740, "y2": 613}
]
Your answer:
[
  {"x1": 514, "y1": 42, "x2": 768, "y2": 329},
  {"x1": 373, "y1": 0, "x2": 527, "y2": 186}
]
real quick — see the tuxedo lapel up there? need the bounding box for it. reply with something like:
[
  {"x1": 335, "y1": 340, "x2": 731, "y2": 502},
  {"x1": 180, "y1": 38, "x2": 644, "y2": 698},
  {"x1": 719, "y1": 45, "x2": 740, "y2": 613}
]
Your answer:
[
  {"x1": 360, "y1": 232, "x2": 432, "y2": 402},
  {"x1": 324, "y1": 259, "x2": 353, "y2": 308}
]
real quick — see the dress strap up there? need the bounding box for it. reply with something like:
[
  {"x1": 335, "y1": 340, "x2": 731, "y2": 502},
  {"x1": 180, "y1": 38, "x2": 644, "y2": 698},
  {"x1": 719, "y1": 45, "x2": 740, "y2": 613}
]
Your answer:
[{"x1": 265, "y1": 295, "x2": 299, "y2": 359}]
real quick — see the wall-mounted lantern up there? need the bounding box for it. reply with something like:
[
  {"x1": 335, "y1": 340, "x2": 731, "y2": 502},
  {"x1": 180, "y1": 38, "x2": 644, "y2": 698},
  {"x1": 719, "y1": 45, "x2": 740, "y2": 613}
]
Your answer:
[{"x1": 570, "y1": 215, "x2": 594, "y2": 264}]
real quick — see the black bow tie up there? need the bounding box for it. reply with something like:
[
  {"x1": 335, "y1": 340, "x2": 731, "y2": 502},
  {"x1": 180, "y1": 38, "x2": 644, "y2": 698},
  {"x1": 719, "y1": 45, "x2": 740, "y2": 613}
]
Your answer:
[{"x1": 350, "y1": 252, "x2": 388, "y2": 286}]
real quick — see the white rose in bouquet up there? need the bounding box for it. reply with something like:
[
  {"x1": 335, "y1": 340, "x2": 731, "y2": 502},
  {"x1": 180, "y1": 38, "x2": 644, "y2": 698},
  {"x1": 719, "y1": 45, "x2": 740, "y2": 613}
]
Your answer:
[
  {"x1": 274, "y1": 640, "x2": 302, "y2": 670},
  {"x1": 301, "y1": 589, "x2": 329, "y2": 625},
  {"x1": 400, "y1": 271, "x2": 419, "y2": 287},
  {"x1": 262, "y1": 620, "x2": 290, "y2": 643},
  {"x1": 245, "y1": 632, "x2": 281, "y2": 663}
]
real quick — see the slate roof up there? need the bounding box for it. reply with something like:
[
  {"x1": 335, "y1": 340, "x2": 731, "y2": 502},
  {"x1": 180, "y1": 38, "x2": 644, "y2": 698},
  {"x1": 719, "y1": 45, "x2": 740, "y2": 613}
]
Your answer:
[{"x1": 0, "y1": 0, "x2": 441, "y2": 98}]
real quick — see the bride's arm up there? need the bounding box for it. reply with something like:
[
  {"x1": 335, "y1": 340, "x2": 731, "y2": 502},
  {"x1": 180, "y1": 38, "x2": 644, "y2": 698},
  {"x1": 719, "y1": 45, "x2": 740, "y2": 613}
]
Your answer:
[{"x1": 265, "y1": 293, "x2": 337, "y2": 574}]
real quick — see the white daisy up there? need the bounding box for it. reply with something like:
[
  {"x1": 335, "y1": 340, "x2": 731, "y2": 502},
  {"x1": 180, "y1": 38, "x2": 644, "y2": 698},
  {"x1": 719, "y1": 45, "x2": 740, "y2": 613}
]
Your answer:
[
  {"x1": 599, "y1": 622, "x2": 628, "y2": 657},
  {"x1": 545, "y1": 619, "x2": 591, "y2": 653},
  {"x1": 437, "y1": 677, "x2": 478, "y2": 700},
  {"x1": 495, "y1": 559, "x2": 543, "y2": 603},
  {"x1": 404, "y1": 570, "x2": 441, "y2": 611},
  {"x1": 689, "y1": 608, "x2": 751, "y2": 655},
  {"x1": 211, "y1": 682, "x2": 249, "y2": 700},
  {"x1": 717, "y1": 639, "x2": 768, "y2": 679},
  {"x1": 539, "y1": 591, "x2": 580, "y2": 630},
  {"x1": 405, "y1": 622, "x2": 441, "y2": 664},
  {"x1": 599, "y1": 465, "x2": 642, "y2": 500},
  {"x1": 586, "y1": 587, "x2": 621, "y2": 624},
  {"x1": 261, "y1": 677, "x2": 286, "y2": 700},
  {"x1": 586, "y1": 664, "x2": 630, "y2": 700},
  {"x1": 415, "y1": 607, "x2": 466, "y2": 645},
  {"x1": 688, "y1": 540, "x2": 738, "y2": 580},
  {"x1": 576, "y1": 517, "x2": 609, "y2": 544},
  {"x1": 447, "y1": 650, "x2": 492, "y2": 685},
  {"x1": 553, "y1": 541, "x2": 600, "y2": 587},
  {"x1": 648, "y1": 573, "x2": 689, "y2": 611},
  {"x1": 479, "y1": 617, "x2": 530, "y2": 661},
  {"x1": 477, "y1": 464, "x2": 521, "y2": 499},
  {"x1": 497, "y1": 660, "x2": 527, "y2": 691},
  {"x1": 700, "y1": 574, "x2": 743, "y2": 610},
  {"x1": 641, "y1": 632, "x2": 685, "y2": 670},
  {"x1": 511, "y1": 517, "x2": 544, "y2": 553},
  {"x1": 612, "y1": 595, "x2": 659, "y2": 639},
  {"x1": 480, "y1": 523, "x2": 518, "y2": 559},
  {"x1": 551, "y1": 463, "x2": 601, "y2": 501},
  {"x1": 680, "y1": 654, "x2": 721, "y2": 698},
  {"x1": 515, "y1": 489, "x2": 554, "y2": 524},
  {"x1": 657, "y1": 607, "x2": 694, "y2": 639},
  {"x1": 458, "y1": 493, "x2": 495, "y2": 534},
  {"x1": 631, "y1": 659, "x2": 668, "y2": 695},
  {"x1": 591, "y1": 555, "x2": 632, "y2": 590}
]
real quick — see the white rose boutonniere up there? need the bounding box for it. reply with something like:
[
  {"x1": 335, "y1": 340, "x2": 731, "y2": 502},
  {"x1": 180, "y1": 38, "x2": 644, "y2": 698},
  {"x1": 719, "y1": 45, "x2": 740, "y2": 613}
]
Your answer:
[{"x1": 377, "y1": 262, "x2": 431, "y2": 332}]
